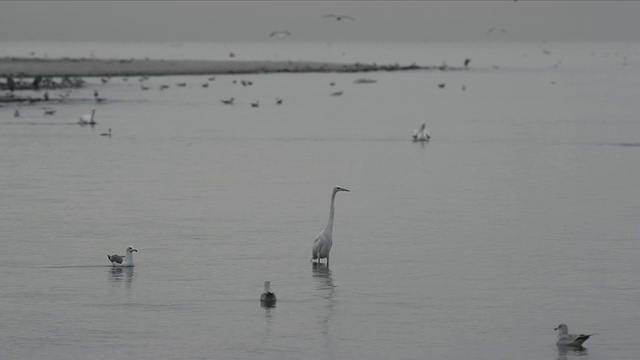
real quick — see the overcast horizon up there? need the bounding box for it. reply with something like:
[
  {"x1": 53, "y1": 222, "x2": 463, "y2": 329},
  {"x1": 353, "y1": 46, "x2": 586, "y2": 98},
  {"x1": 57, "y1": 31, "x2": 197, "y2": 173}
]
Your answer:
[{"x1": 1, "y1": 1, "x2": 640, "y2": 43}]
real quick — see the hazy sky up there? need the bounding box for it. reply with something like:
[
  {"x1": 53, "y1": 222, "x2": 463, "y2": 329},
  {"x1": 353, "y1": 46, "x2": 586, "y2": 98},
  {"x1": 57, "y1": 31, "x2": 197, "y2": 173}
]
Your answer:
[{"x1": 1, "y1": 1, "x2": 639, "y2": 43}]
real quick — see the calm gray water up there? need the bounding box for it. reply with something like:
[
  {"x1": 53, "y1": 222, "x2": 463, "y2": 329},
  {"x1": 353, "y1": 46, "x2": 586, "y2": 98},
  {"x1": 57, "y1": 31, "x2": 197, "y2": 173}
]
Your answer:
[{"x1": 1, "y1": 42, "x2": 639, "y2": 360}]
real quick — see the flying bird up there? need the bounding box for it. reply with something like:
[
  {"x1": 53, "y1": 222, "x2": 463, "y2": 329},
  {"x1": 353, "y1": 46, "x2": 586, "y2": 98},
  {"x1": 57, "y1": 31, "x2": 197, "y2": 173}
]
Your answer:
[
  {"x1": 324, "y1": 14, "x2": 355, "y2": 21},
  {"x1": 554, "y1": 323, "x2": 593, "y2": 347},
  {"x1": 269, "y1": 31, "x2": 292, "y2": 38},
  {"x1": 312, "y1": 186, "x2": 350, "y2": 267},
  {"x1": 107, "y1": 246, "x2": 137, "y2": 267}
]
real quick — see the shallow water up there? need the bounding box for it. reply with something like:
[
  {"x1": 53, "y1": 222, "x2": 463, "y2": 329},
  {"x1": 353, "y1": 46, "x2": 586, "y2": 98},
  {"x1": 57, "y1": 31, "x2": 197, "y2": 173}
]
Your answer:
[{"x1": 1, "y1": 42, "x2": 639, "y2": 359}]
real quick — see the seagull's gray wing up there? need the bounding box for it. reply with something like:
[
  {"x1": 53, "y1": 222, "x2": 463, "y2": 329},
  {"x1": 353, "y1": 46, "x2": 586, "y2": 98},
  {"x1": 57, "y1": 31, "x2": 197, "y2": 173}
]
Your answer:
[{"x1": 108, "y1": 254, "x2": 124, "y2": 264}]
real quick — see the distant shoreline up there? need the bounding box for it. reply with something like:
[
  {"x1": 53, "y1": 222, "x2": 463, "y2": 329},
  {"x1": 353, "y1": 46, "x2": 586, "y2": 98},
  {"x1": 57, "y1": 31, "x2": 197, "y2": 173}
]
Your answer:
[{"x1": 0, "y1": 57, "x2": 461, "y2": 78}]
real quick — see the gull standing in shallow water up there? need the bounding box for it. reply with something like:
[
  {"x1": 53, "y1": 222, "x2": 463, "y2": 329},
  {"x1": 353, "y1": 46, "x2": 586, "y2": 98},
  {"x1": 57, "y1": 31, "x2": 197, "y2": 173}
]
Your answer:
[
  {"x1": 107, "y1": 246, "x2": 137, "y2": 267},
  {"x1": 554, "y1": 323, "x2": 593, "y2": 347},
  {"x1": 260, "y1": 281, "x2": 276, "y2": 306},
  {"x1": 312, "y1": 186, "x2": 350, "y2": 267}
]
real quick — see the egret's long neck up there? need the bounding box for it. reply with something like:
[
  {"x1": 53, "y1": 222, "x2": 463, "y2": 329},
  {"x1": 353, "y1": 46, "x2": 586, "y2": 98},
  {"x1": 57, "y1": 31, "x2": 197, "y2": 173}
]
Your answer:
[
  {"x1": 324, "y1": 191, "x2": 338, "y2": 237},
  {"x1": 90, "y1": 110, "x2": 95, "y2": 122}
]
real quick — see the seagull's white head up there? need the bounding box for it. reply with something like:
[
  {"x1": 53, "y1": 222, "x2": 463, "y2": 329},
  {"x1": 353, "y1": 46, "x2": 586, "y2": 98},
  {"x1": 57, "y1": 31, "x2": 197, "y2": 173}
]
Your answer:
[
  {"x1": 264, "y1": 281, "x2": 272, "y2": 292},
  {"x1": 554, "y1": 323, "x2": 568, "y2": 335},
  {"x1": 126, "y1": 246, "x2": 138, "y2": 253}
]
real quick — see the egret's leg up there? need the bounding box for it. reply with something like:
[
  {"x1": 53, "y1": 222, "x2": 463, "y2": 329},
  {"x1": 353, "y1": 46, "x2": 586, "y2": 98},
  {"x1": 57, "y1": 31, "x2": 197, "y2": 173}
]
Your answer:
[{"x1": 326, "y1": 255, "x2": 330, "y2": 267}]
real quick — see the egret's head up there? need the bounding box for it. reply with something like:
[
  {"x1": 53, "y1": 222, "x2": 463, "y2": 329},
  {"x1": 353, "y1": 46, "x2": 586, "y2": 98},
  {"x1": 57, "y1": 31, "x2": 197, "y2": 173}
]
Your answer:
[
  {"x1": 334, "y1": 186, "x2": 350, "y2": 193},
  {"x1": 554, "y1": 324, "x2": 568, "y2": 334},
  {"x1": 127, "y1": 246, "x2": 138, "y2": 253}
]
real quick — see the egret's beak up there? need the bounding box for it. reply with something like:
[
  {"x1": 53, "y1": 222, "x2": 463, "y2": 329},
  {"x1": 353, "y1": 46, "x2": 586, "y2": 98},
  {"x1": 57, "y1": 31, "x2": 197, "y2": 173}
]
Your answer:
[
  {"x1": 554, "y1": 326, "x2": 559, "y2": 331},
  {"x1": 340, "y1": 188, "x2": 350, "y2": 192}
]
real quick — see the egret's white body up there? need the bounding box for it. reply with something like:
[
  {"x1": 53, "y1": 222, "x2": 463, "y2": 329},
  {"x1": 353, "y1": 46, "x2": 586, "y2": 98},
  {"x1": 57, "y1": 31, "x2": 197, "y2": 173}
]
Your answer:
[
  {"x1": 107, "y1": 246, "x2": 137, "y2": 267},
  {"x1": 554, "y1": 323, "x2": 593, "y2": 347},
  {"x1": 312, "y1": 186, "x2": 350, "y2": 266},
  {"x1": 79, "y1": 109, "x2": 97, "y2": 125},
  {"x1": 412, "y1": 122, "x2": 431, "y2": 141}
]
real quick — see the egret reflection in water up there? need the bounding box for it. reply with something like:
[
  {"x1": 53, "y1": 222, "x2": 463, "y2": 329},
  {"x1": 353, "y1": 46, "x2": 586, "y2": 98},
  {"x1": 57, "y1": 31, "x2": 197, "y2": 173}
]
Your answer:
[{"x1": 312, "y1": 262, "x2": 335, "y2": 347}]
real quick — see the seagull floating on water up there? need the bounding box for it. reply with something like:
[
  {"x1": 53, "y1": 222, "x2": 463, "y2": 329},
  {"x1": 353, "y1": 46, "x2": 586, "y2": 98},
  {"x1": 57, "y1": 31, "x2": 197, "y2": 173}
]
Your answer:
[
  {"x1": 323, "y1": 14, "x2": 355, "y2": 21},
  {"x1": 250, "y1": 101, "x2": 259, "y2": 108},
  {"x1": 100, "y1": 128, "x2": 112, "y2": 137},
  {"x1": 331, "y1": 91, "x2": 343, "y2": 97},
  {"x1": 276, "y1": 98, "x2": 283, "y2": 105},
  {"x1": 412, "y1": 122, "x2": 431, "y2": 142},
  {"x1": 554, "y1": 323, "x2": 593, "y2": 347},
  {"x1": 14, "y1": 109, "x2": 20, "y2": 117},
  {"x1": 260, "y1": 281, "x2": 277, "y2": 306},
  {"x1": 312, "y1": 186, "x2": 350, "y2": 267},
  {"x1": 107, "y1": 246, "x2": 137, "y2": 267},
  {"x1": 221, "y1": 97, "x2": 235, "y2": 105},
  {"x1": 44, "y1": 108, "x2": 56, "y2": 115}
]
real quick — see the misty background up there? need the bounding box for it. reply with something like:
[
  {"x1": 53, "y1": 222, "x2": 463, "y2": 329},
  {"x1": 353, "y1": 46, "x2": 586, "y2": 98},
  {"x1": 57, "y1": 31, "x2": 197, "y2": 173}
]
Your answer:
[{"x1": 1, "y1": 1, "x2": 639, "y2": 44}]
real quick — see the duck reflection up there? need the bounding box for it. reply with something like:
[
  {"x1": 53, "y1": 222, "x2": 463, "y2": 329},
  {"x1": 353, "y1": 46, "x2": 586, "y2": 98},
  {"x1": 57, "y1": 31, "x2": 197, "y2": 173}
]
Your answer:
[
  {"x1": 107, "y1": 266, "x2": 134, "y2": 289},
  {"x1": 557, "y1": 344, "x2": 588, "y2": 360}
]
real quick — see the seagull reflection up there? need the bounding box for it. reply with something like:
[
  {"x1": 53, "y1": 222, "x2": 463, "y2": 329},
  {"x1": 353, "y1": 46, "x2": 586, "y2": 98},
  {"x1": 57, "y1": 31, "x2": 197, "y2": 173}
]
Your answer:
[
  {"x1": 557, "y1": 344, "x2": 588, "y2": 360},
  {"x1": 108, "y1": 266, "x2": 134, "y2": 289}
]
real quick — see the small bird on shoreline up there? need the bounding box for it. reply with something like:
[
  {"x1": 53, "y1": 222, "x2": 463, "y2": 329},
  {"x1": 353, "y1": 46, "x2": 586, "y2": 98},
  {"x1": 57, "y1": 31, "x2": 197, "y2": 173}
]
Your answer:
[
  {"x1": 269, "y1": 31, "x2": 291, "y2": 38},
  {"x1": 324, "y1": 14, "x2": 355, "y2": 21}
]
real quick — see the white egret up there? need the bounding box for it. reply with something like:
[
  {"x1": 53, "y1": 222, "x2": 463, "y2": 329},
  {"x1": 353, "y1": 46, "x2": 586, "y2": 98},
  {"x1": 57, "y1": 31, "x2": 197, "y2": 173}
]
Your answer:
[
  {"x1": 78, "y1": 109, "x2": 97, "y2": 125},
  {"x1": 412, "y1": 122, "x2": 431, "y2": 142},
  {"x1": 554, "y1": 323, "x2": 593, "y2": 347},
  {"x1": 260, "y1": 281, "x2": 276, "y2": 306},
  {"x1": 107, "y1": 246, "x2": 137, "y2": 267},
  {"x1": 312, "y1": 186, "x2": 350, "y2": 267}
]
